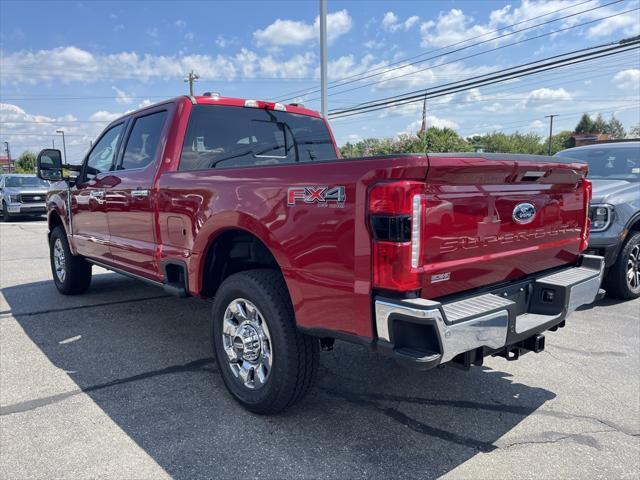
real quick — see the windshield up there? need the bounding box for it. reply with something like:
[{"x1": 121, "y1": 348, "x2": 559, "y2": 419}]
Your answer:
[
  {"x1": 179, "y1": 105, "x2": 337, "y2": 170},
  {"x1": 556, "y1": 146, "x2": 640, "y2": 182},
  {"x1": 4, "y1": 176, "x2": 49, "y2": 188}
]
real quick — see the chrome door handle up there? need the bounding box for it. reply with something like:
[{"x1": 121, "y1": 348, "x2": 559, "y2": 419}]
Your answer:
[
  {"x1": 90, "y1": 190, "x2": 105, "y2": 198},
  {"x1": 131, "y1": 189, "x2": 149, "y2": 198}
]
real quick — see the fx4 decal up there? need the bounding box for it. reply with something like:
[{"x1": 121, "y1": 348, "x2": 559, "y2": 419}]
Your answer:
[{"x1": 287, "y1": 186, "x2": 346, "y2": 207}]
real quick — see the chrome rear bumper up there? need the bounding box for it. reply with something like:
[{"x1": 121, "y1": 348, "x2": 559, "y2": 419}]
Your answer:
[{"x1": 374, "y1": 255, "x2": 604, "y2": 368}]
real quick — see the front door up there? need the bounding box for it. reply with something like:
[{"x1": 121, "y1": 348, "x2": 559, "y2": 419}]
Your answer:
[
  {"x1": 105, "y1": 109, "x2": 168, "y2": 280},
  {"x1": 72, "y1": 122, "x2": 125, "y2": 261}
]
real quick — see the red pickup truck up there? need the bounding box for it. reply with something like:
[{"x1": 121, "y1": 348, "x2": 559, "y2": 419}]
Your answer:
[{"x1": 36, "y1": 94, "x2": 604, "y2": 413}]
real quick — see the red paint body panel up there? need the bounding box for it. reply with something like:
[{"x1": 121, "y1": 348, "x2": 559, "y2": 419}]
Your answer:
[{"x1": 44, "y1": 96, "x2": 590, "y2": 341}]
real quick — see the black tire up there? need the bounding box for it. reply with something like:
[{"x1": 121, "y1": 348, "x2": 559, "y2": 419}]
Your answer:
[
  {"x1": 1, "y1": 201, "x2": 13, "y2": 222},
  {"x1": 211, "y1": 269, "x2": 319, "y2": 414},
  {"x1": 49, "y1": 225, "x2": 92, "y2": 295},
  {"x1": 604, "y1": 231, "x2": 640, "y2": 300}
]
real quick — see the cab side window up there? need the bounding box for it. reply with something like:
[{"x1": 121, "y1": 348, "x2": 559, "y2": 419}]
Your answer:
[
  {"x1": 120, "y1": 111, "x2": 167, "y2": 170},
  {"x1": 85, "y1": 123, "x2": 124, "y2": 180}
]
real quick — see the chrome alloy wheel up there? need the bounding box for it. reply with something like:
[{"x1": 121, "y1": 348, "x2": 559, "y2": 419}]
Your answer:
[
  {"x1": 627, "y1": 244, "x2": 640, "y2": 292},
  {"x1": 53, "y1": 238, "x2": 66, "y2": 283},
  {"x1": 222, "y1": 298, "x2": 273, "y2": 390}
]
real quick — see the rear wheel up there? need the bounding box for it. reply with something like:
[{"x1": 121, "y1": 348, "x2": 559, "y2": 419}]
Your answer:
[
  {"x1": 49, "y1": 225, "x2": 92, "y2": 295},
  {"x1": 604, "y1": 231, "x2": 640, "y2": 300},
  {"x1": 211, "y1": 269, "x2": 319, "y2": 414}
]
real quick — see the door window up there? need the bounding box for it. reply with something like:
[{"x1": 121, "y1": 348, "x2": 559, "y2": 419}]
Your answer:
[
  {"x1": 85, "y1": 123, "x2": 124, "y2": 179},
  {"x1": 120, "y1": 111, "x2": 167, "y2": 170}
]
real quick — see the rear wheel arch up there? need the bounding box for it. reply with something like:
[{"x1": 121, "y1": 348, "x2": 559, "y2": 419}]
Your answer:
[{"x1": 200, "y1": 228, "x2": 286, "y2": 299}]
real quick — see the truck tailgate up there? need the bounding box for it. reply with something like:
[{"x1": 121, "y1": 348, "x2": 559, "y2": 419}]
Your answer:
[{"x1": 421, "y1": 153, "x2": 589, "y2": 298}]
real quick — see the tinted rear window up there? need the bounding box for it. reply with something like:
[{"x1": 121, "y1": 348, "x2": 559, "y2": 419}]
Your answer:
[{"x1": 179, "y1": 105, "x2": 336, "y2": 170}]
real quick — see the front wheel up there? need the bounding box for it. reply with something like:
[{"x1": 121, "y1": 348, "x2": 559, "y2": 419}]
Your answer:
[
  {"x1": 604, "y1": 231, "x2": 640, "y2": 300},
  {"x1": 1, "y1": 201, "x2": 13, "y2": 222},
  {"x1": 49, "y1": 225, "x2": 92, "y2": 295},
  {"x1": 211, "y1": 269, "x2": 319, "y2": 414}
]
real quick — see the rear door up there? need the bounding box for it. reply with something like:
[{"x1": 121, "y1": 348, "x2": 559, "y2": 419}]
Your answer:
[
  {"x1": 105, "y1": 108, "x2": 168, "y2": 280},
  {"x1": 72, "y1": 122, "x2": 126, "y2": 261}
]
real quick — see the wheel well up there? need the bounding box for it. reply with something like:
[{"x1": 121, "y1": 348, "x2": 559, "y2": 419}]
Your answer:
[
  {"x1": 48, "y1": 211, "x2": 63, "y2": 239},
  {"x1": 630, "y1": 216, "x2": 640, "y2": 233},
  {"x1": 201, "y1": 229, "x2": 281, "y2": 298}
]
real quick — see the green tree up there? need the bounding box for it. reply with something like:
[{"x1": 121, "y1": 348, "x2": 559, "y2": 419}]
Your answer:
[
  {"x1": 574, "y1": 113, "x2": 594, "y2": 134},
  {"x1": 629, "y1": 123, "x2": 640, "y2": 138},
  {"x1": 546, "y1": 130, "x2": 575, "y2": 155},
  {"x1": 15, "y1": 151, "x2": 37, "y2": 173},
  {"x1": 604, "y1": 115, "x2": 625, "y2": 139},
  {"x1": 472, "y1": 131, "x2": 543, "y2": 154},
  {"x1": 591, "y1": 114, "x2": 608, "y2": 134}
]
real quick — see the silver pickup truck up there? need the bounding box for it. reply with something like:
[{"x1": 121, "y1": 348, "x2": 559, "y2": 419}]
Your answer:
[
  {"x1": 0, "y1": 174, "x2": 49, "y2": 222},
  {"x1": 556, "y1": 141, "x2": 640, "y2": 299}
]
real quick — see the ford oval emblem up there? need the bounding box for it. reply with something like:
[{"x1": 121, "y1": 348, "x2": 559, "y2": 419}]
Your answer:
[{"x1": 513, "y1": 203, "x2": 536, "y2": 224}]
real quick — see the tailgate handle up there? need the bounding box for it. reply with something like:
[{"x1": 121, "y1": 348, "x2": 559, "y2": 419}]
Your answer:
[{"x1": 521, "y1": 171, "x2": 546, "y2": 181}]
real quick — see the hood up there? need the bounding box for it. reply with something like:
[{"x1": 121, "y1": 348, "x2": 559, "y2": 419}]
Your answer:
[
  {"x1": 2, "y1": 187, "x2": 49, "y2": 195},
  {"x1": 591, "y1": 179, "x2": 640, "y2": 204}
]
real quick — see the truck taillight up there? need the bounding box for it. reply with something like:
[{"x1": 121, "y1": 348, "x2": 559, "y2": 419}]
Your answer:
[
  {"x1": 368, "y1": 181, "x2": 425, "y2": 291},
  {"x1": 579, "y1": 178, "x2": 592, "y2": 252}
]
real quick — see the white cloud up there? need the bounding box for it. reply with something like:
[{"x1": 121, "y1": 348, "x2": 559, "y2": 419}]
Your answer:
[
  {"x1": 88, "y1": 110, "x2": 125, "y2": 122},
  {"x1": 216, "y1": 34, "x2": 227, "y2": 48},
  {"x1": 113, "y1": 24, "x2": 124, "y2": 32},
  {"x1": 529, "y1": 119, "x2": 546, "y2": 130},
  {"x1": 524, "y1": 87, "x2": 572, "y2": 108},
  {"x1": 382, "y1": 11, "x2": 420, "y2": 32},
  {"x1": 613, "y1": 69, "x2": 640, "y2": 91},
  {"x1": 175, "y1": 19, "x2": 186, "y2": 29},
  {"x1": 405, "y1": 115, "x2": 459, "y2": 133},
  {"x1": 0, "y1": 103, "x2": 98, "y2": 159},
  {"x1": 253, "y1": 9, "x2": 352, "y2": 46},
  {"x1": 145, "y1": 27, "x2": 158, "y2": 38},
  {"x1": 419, "y1": 1, "x2": 640, "y2": 48},
  {"x1": 0, "y1": 46, "x2": 319, "y2": 84},
  {"x1": 184, "y1": 32, "x2": 195, "y2": 42},
  {"x1": 138, "y1": 99, "x2": 153, "y2": 108},
  {"x1": 382, "y1": 12, "x2": 399, "y2": 31},
  {"x1": 111, "y1": 86, "x2": 133, "y2": 105},
  {"x1": 586, "y1": 11, "x2": 640, "y2": 38}
]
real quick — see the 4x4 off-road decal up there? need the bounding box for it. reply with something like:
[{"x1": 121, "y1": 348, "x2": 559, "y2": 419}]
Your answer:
[{"x1": 287, "y1": 186, "x2": 346, "y2": 207}]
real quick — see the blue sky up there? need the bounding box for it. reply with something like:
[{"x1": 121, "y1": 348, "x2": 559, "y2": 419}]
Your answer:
[{"x1": 1, "y1": 0, "x2": 639, "y2": 160}]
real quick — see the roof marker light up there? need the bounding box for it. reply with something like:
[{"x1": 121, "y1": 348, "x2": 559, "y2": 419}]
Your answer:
[
  {"x1": 273, "y1": 102, "x2": 286, "y2": 111},
  {"x1": 244, "y1": 99, "x2": 259, "y2": 108}
]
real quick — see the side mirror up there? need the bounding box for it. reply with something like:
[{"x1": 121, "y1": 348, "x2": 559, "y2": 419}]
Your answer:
[{"x1": 37, "y1": 149, "x2": 63, "y2": 181}]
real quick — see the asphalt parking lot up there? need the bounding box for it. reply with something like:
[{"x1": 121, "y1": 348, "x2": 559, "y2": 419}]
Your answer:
[{"x1": 1, "y1": 218, "x2": 638, "y2": 479}]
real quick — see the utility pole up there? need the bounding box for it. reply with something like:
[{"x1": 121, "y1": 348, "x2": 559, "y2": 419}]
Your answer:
[
  {"x1": 319, "y1": 0, "x2": 328, "y2": 117},
  {"x1": 544, "y1": 114, "x2": 559, "y2": 155},
  {"x1": 56, "y1": 130, "x2": 67, "y2": 163},
  {"x1": 3, "y1": 141, "x2": 11, "y2": 172},
  {"x1": 184, "y1": 70, "x2": 199, "y2": 97},
  {"x1": 420, "y1": 92, "x2": 427, "y2": 135},
  {"x1": 52, "y1": 138, "x2": 55, "y2": 149}
]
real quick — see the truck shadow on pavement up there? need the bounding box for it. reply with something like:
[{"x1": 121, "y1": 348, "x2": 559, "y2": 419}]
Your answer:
[{"x1": 3, "y1": 274, "x2": 558, "y2": 479}]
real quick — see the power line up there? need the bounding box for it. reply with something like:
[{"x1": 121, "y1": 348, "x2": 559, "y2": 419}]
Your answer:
[
  {"x1": 329, "y1": 37, "x2": 640, "y2": 119},
  {"x1": 308, "y1": 7, "x2": 640, "y2": 105},
  {"x1": 275, "y1": 0, "x2": 601, "y2": 100}
]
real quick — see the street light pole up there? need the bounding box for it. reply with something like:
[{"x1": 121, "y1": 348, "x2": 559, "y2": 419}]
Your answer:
[
  {"x1": 544, "y1": 114, "x2": 559, "y2": 155},
  {"x1": 56, "y1": 130, "x2": 67, "y2": 163},
  {"x1": 319, "y1": 0, "x2": 328, "y2": 117}
]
